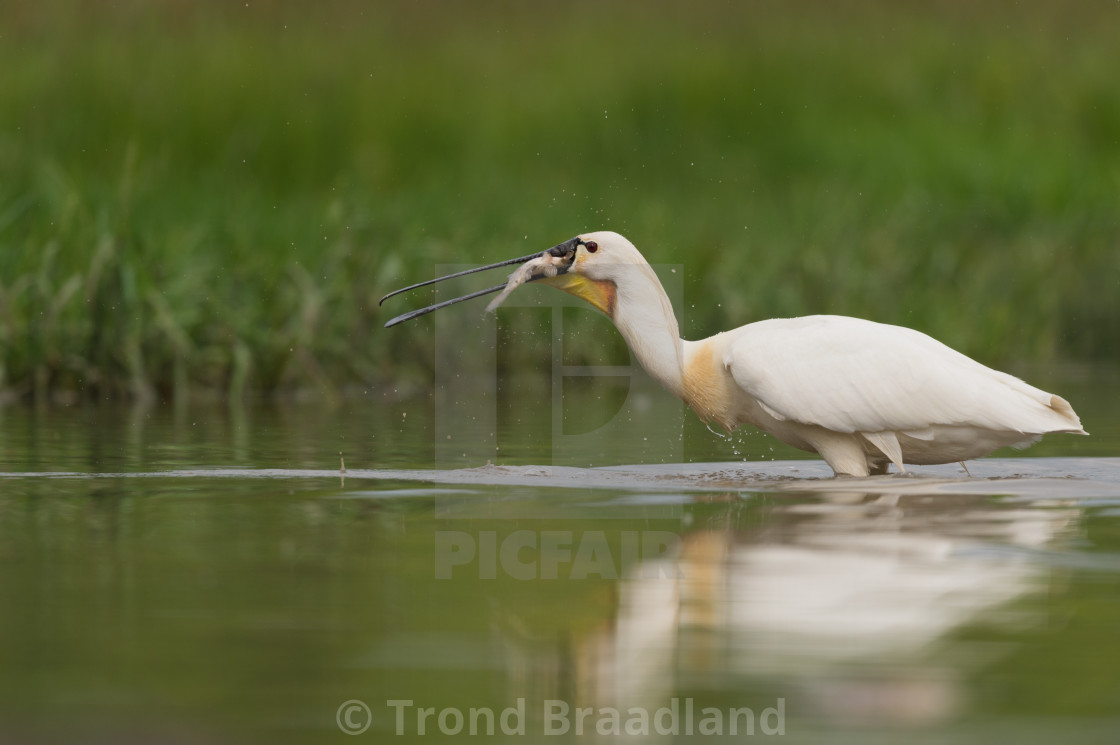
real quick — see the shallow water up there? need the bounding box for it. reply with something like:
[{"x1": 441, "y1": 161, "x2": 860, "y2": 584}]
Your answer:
[{"x1": 1, "y1": 366, "x2": 1119, "y2": 743}]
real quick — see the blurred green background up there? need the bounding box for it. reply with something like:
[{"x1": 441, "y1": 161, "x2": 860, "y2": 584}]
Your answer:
[{"x1": 2, "y1": 0, "x2": 1118, "y2": 403}]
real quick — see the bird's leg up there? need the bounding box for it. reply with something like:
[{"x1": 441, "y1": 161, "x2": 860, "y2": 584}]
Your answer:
[
  {"x1": 958, "y1": 461, "x2": 972, "y2": 477},
  {"x1": 868, "y1": 460, "x2": 891, "y2": 476},
  {"x1": 808, "y1": 433, "x2": 871, "y2": 477}
]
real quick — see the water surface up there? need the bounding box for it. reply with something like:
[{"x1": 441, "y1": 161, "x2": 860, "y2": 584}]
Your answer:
[{"x1": 1, "y1": 367, "x2": 1118, "y2": 743}]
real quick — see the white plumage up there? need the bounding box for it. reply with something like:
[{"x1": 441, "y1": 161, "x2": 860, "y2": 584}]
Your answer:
[{"x1": 532, "y1": 231, "x2": 1086, "y2": 476}]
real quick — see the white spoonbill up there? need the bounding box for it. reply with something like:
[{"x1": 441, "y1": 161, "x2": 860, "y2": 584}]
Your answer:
[{"x1": 380, "y1": 231, "x2": 1086, "y2": 476}]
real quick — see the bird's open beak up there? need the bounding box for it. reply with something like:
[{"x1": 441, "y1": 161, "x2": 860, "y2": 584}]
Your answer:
[{"x1": 380, "y1": 237, "x2": 580, "y2": 327}]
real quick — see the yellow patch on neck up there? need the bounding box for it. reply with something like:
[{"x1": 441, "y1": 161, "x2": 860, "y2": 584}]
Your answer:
[
  {"x1": 542, "y1": 273, "x2": 617, "y2": 317},
  {"x1": 683, "y1": 339, "x2": 737, "y2": 433}
]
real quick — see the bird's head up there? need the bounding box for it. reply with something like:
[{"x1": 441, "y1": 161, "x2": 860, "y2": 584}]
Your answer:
[
  {"x1": 536, "y1": 231, "x2": 648, "y2": 318},
  {"x1": 380, "y1": 230, "x2": 652, "y2": 326}
]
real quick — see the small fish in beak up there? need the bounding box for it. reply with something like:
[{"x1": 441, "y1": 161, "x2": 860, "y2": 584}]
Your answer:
[
  {"x1": 379, "y1": 236, "x2": 580, "y2": 327},
  {"x1": 485, "y1": 251, "x2": 569, "y2": 312}
]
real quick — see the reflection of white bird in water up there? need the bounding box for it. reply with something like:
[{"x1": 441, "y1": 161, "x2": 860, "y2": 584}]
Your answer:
[{"x1": 381, "y1": 231, "x2": 1086, "y2": 476}]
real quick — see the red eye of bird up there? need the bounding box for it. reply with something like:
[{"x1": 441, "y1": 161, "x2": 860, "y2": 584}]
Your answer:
[{"x1": 585, "y1": 241, "x2": 599, "y2": 253}]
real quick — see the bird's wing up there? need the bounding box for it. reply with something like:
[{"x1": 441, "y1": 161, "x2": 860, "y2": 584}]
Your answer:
[{"x1": 724, "y1": 315, "x2": 1075, "y2": 436}]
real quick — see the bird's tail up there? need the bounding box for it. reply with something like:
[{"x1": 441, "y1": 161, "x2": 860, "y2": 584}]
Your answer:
[{"x1": 1047, "y1": 394, "x2": 1088, "y2": 435}]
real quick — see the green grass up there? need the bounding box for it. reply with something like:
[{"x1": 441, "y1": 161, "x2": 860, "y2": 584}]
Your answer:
[{"x1": 2, "y1": 0, "x2": 1118, "y2": 402}]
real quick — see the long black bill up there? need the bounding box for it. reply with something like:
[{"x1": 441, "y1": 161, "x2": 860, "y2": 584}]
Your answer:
[
  {"x1": 382, "y1": 283, "x2": 508, "y2": 328},
  {"x1": 380, "y1": 237, "x2": 580, "y2": 328},
  {"x1": 377, "y1": 252, "x2": 542, "y2": 307}
]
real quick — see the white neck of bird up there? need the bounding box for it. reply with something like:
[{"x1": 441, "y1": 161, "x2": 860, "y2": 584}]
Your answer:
[{"x1": 609, "y1": 265, "x2": 686, "y2": 400}]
